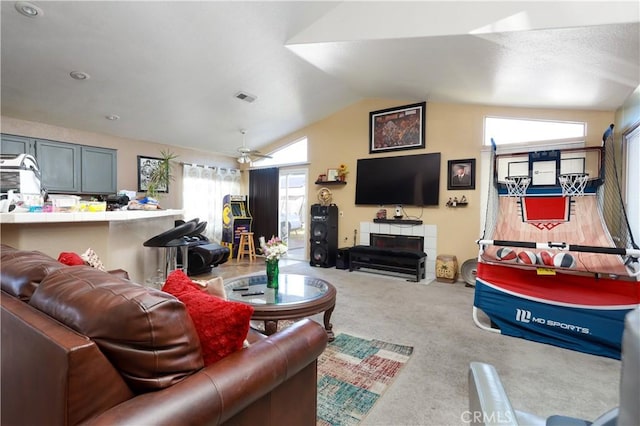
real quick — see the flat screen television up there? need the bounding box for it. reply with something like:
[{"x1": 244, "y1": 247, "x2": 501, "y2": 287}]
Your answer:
[{"x1": 355, "y1": 153, "x2": 441, "y2": 206}]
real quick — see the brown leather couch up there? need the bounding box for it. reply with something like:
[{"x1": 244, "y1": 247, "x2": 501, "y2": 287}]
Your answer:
[{"x1": 1, "y1": 244, "x2": 328, "y2": 425}]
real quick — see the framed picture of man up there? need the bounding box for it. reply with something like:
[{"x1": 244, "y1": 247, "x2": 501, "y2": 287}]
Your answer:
[{"x1": 448, "y1": 158, "x2": 475, "y2": 190}]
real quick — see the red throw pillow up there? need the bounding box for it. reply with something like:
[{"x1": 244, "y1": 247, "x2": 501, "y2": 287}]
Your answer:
[
  {"x1": 162, "y1": 270, "x2": 254, "y2": 365},
  {"x1": 57, "y1": 252, "x2": 85, "y2": 266},
  {"x1": 162, "y1": 269, "x2": 201, "y2": 296}
]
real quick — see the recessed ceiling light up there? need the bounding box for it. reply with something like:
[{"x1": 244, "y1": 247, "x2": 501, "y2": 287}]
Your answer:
[
  {"x1": 105, "y1": 114, "x2": 120, "y2": 121},
  {"x1": 15, "y1": 1, "x2": 43, "y2": 18},
  {"x1": 69, "y1": 71, "x2": 90, "y2": 81}
]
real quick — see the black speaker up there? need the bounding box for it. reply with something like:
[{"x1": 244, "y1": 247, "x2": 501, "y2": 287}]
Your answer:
[
  {"x1": 309, "y1": 204, "x2": 338, "y2": 267},
  {"x1": 335, "y1": 247, "x2": 351, "y2": 270}
]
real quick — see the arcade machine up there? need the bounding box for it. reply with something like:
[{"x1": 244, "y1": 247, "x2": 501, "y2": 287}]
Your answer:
[
  {"x1": 221, "y1": 194, "x2": 253, "y2": 257},
  {"x1": 473, "y1": 130, "x2": 640, "y2": 360}
]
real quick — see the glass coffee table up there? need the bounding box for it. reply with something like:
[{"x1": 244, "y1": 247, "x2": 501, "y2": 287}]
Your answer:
[{"x1": 225, "y1": 274, "x2": 336, "y2": 341}]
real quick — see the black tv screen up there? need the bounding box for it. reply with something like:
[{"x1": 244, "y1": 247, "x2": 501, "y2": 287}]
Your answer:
[{"x1": 355, "y1": 153, "x2": 441, "y2": 206}]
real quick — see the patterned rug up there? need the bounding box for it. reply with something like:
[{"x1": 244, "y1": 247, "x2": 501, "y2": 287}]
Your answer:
[{"x1": 317, "y1": 334, "x2": 414, "y2": 426}]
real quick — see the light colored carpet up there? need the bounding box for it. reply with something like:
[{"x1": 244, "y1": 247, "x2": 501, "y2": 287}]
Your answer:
[{"x1": 204, "y1": 259, "x2": 621, "y2": 425}]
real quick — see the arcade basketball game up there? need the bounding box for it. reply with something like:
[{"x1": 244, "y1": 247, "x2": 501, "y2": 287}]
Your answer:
[{"x1": 474, "y1": 125, "x2": 640, "y2": 359}]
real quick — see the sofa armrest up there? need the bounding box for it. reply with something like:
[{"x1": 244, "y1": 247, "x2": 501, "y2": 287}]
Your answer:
[{"x1": 85, "y1": 318, "x2": 328, "y2": 426}]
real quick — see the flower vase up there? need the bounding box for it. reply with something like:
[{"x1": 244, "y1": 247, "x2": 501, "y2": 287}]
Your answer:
[{"x1": 266, "y1": 259, "x2": 279, "y2": 289}]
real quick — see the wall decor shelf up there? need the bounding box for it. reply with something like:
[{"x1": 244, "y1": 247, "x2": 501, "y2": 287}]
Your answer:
[{"x1": 446, "y1": 202, "x2": 469, "y2": 208}]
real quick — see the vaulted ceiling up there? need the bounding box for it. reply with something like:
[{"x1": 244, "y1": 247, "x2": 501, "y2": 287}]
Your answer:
[{"x1": 1, "y1": 1, "x2": 638, "y2": 157}]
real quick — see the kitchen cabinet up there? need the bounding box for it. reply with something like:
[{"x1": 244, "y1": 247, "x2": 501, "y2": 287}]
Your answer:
[
  {"x1": 37, "y1": 139, "x2": 81, "y2": 192},
  {"x1": 81, "y1": 146, "x2": 117, "y2": 194},
  {"x1": 1, "y1": 134, "x2": 117, "y2": 194},
  {"x1": 1, "y1": 134, "x2": 34, "y2": 155}
]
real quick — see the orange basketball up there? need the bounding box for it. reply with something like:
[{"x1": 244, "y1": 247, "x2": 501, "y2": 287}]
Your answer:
[
  {"x1": 517, "y1": 251, "x2": 537, "y2": 265},
  {"x1": 496, "y1": 247, "x2": 517, "y2": 262},
  {"x1": 536, "y1": 250, "x2": 555, "y2": 266},
  {"x1": 554, "y1": 252, "x2": 577, "y2": 268}
]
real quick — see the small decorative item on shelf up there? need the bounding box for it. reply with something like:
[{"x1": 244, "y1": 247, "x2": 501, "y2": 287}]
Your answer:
[
  {"x1": 338, "y1": 163, "x2": 349, "y2": 182},
  {"x1": 446, "y1": 195, "x2": 468, "y2": 207},
  {"x1": 318, "y1": 174, "x2": 327, "y2": 182},
  {"x1": 327, "y1": 168, "x2": 339, "y2": 182},
  {"x1": 261, "y1": 236, "x2": 288, "y2": 289}
]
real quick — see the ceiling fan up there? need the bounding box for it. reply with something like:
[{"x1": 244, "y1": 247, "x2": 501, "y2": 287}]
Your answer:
[{"x1": 236, "y1": 130, "x2": 272, "y2": 164}]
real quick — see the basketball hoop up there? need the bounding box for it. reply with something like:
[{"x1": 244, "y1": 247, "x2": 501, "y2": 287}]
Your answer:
[
  {"x1": 504, "y1": 176, "x2": 530, "y2": 197},
  {"x1": 558, "y1": 173, "x2": 589, "y2": 197}
]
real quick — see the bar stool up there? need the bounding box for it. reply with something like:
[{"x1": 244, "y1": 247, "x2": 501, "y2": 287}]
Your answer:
[
  {"x1": 237, "y1": 232, "x2": 256, "y2": 261},
  {"x1": 144, "y1": 221, "x2": 196, "y2": 282}
]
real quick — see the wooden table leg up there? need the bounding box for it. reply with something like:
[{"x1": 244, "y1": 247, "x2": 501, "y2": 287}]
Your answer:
[
  {"x1": 264, "y1": 320, "x2": 278, "y2": 336},
  {"x1": 323, "y1": 306, "x2": 335, "y2": 341}
]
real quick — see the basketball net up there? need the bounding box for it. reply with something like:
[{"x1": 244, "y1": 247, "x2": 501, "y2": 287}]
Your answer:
[
  {"x1": 558, "y1": 173, "x2": 588, "y2": 197},
  {"x1": 504, "y1": 176, "x2": 531, "y2": 197}
]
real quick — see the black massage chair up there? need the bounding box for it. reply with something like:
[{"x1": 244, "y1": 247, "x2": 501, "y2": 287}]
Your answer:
[{"x1": 174, "y1": 218, "x2": 230, "y2": 276}]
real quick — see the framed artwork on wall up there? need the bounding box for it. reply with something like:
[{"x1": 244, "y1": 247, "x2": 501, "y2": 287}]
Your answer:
[
  {"x1": 327, "y1": 168, "x2": 339, "y2": 182},
  {"x1": 448, "y1": 158, "x2": 476, "y2": 190},
  {"x1": 369, "y1": 101, "x2": 426, "y2": 153},
  {"x1": 137, "y1": 155, "x2": 168, "y2": 193}
]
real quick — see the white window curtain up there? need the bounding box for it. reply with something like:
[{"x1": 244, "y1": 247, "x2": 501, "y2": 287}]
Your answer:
[{"x1": 182, "y1": 164, "x2": 241, "y2": 243}]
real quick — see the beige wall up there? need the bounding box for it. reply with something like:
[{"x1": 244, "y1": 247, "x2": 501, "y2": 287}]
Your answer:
[
  {"x1": 264, "y1": 100, "x2": 615, "y2": 263},
  {"x1": 1, "y1": 100, "x2": 617, "y2": 264},
  {"x1": 615, "y1": 85, "x2": 640, "y2": 132},
  {"x1": 0, "y1": 116, "x2": 242, "y2": 210}
]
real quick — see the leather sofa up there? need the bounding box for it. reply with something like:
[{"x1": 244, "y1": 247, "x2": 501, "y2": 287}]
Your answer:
[{"x1": 1, "y1": 244, "x2": 328, "y2": 425}]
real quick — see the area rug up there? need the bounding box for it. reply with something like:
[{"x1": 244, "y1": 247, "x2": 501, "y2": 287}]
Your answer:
[{"x1": 316, "y1": 333, "x2": 414, "y2": 426}]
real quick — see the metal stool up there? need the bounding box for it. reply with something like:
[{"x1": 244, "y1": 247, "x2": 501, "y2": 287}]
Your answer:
[
  {"x1": 144, "y1": 221, "x2": 197, "y2": 281},
  {"x1": 237, "y1": 232, "x2": 256, "y2": 261}
]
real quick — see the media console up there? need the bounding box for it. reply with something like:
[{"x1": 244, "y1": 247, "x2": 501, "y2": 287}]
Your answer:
[
  {"x1": 373, "y1": 218, "x2": 423, "y2": 225},
  {"x1": 348, "y1": 245, "x2": 426, "y2": 282}
]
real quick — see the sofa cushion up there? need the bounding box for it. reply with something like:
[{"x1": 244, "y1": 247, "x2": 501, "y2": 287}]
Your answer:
[
  {"x1": 0, "y1": 248, "x2": 66, "y2": 301},
  {"x1": 162, "y1": 270, "x2": 254, "y2": 365},
  {"x1": 58, "y1": 251, "x2": 85, "y2": 266},
  {"x1": 28, "y1": 266, "x2": 204, "y2": 393},
  {"x1": 193, "y1": 276, "x2": 227, "y2": 300}
]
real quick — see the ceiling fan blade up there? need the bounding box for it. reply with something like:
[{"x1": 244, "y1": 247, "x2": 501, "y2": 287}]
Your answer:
[{"x1": 250, "y1": 152, "x2": 273, "y2": 159}]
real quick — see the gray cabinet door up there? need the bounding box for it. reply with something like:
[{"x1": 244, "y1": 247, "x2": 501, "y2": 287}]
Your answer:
[
  {"x1": 1, "y1": 134, "x2": 35, "y2": 156},
  {"x1": 35, "y1": 140, "x2": 81, "y2": 192},
  {"x1": 81, "y1": 146, "x2": 117, "y2": 194}
]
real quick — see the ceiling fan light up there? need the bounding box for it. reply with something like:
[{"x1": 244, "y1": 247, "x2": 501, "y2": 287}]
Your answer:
[{"x1": 237, "y1": 156, "x2": 248, "y2": 164}]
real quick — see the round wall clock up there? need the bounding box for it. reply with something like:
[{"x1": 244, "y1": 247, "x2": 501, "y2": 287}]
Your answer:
[{"x1": 317, "y1": 187, "x2": 333, "y2": 206}]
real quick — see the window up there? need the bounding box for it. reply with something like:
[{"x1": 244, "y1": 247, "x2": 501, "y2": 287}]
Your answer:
[
  {"x1": 484, "y1": 117, "x2": 586, "y2": 147},
  {"x1": 625, "y1": 125, "x2": 640, "y2": 243},
  {"x1": 252, "y1": 137, "x2": 307, "y2": 167}
]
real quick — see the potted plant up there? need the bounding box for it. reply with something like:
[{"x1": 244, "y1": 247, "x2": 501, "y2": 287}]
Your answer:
[{"x1": 146, "y1": 150, "x2": 178, "y2": 199}]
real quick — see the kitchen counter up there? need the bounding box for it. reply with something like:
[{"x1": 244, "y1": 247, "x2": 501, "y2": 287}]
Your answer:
[
  {"x1": 1, "y1": 209, "x2": 185, "y2": 284},
  {"x1": 0, "y1": 209, "x2": 182, "y2": 223}
]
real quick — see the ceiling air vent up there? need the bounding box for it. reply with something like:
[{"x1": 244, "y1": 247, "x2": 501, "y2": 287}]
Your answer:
[{"x1": 234, "y1": 91, "x2": 257, "y2": 103}]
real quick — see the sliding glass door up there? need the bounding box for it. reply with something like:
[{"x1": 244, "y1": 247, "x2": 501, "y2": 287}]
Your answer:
[{"x1": 279, "y1": 168, "x2": 307, "y2": 260}]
